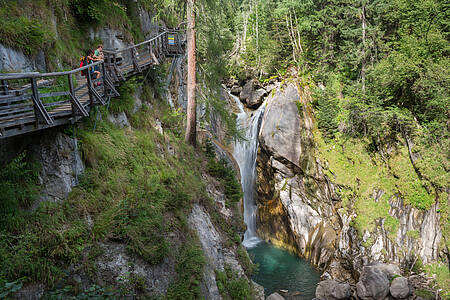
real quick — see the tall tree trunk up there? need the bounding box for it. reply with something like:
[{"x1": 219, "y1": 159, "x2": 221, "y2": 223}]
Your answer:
[
  {"x1": 361, "y1": 2, "x2": 366, "y2": 93},
  {"x1": 185, "y1": 0, "x2": 197, "y2": 146}
]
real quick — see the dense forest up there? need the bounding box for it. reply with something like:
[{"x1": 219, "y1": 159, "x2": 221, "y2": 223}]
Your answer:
[{"x1": 0, "y1": 0, "x2": 448, "y2": 298}]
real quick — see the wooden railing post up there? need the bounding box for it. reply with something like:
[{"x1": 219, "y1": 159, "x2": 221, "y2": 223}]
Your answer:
[
  {"x1": 131, "y1": 47, "x2": 141, "y2": 73},
  {"x1": 101, "y1": 62, "x2": 108, "y2": 98},
  {"x1": 30, "y1": 77, "x2": 53, "y2": 125},
  {"x1": 0, "y1": 79, "x2": 8, "y2": 95},
  {"x1": 86, "y1": 68, "x2": 94, "y2": 108},
  {"x1": 162, "y1": 33, "x2": 166, "y2": 55},
  {"x1": 68, "y1": 73, "x2": 88, "y2": 118},
  {"x1": 68, "y1": 74, "x2": 75, "y2": 116}
]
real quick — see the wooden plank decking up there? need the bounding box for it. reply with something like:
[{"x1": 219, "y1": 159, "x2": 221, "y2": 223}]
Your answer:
[{"x1": 0, "y1": 30, "x2": 184, "y2": 139}]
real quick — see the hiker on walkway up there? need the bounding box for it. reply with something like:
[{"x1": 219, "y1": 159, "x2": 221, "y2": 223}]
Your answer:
[
  {"x1": 86, "y1": 49, "x2": 100, "y2": 80},
  {"x1": 93, "y1": 44, "x2": 104, "y2": 72},
  {"x1": 93, "y1": 44, "x2": 104, "y2": 60}
]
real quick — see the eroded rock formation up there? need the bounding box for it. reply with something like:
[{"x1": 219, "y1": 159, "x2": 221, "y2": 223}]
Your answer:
[{"x1": 254, "y1": 81, "x2": 444, "y2": 284}]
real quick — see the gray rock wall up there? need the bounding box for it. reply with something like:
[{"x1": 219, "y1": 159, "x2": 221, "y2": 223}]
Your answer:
[
  {"x1": 255, "y1": 82, "x2": 443, "y2": 282},
  {"x1": 31, "y1": 131, "x2": 84, "y2": 207},
  {"x1": 0, "y1": 44, "x2": 46, "y2": 72}
]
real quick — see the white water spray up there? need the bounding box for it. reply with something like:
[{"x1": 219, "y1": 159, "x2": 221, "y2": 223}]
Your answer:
[{"x1": 231, "y1": 93, "x2": 265, "y2": 248}]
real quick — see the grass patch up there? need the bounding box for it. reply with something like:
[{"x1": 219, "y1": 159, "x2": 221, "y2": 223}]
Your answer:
[
  {"x1": 0, "y1": 151, "x2": 40, "y2": 212},
  {"x1": 424, "y1": 263, "x2": 450, "y2": 298},
  {"x1": 109, "y1": 79, "x2": 139, "y2": 116},
  {"x1": 166, "y1": 242, "x2": 205, "y2": 300},
  {"x1": 315, "y1": 131, "x2": 434, "y2": 237},
  {"x1": 205, "y1": 140, "x2": 242, "y2": 206},
  {"x1": 0, "y1": 80, "x2": 205, "y2": 295},
  {"x1": 0, "y1": 16, "x2": 54, "y2": 56},
  {"x1": 215, "y1": 265, "x2": 252, "y2": 300},
  {"x1": 415, "y1": 289, "x2": 435, "y2": 299}
]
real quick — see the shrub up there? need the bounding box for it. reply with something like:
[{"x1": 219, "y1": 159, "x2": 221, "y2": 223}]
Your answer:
[
  {"x1": 313, "y1": 75, "x2": 341, "y2": 139},
  {"x1": 207, "y1": 158, "x2": 242, "y2": 204},
  {"x1": 215, "y1": 265, "x2": 252, "y2": 300}
]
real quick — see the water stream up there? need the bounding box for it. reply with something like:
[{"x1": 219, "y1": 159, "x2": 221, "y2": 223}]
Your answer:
[
  {"x1": 230, "y1": 92, "x2": 320, "y2": 297},
  {"x1": 231, "y1": 93, "x2": 265, "y2": 248}
]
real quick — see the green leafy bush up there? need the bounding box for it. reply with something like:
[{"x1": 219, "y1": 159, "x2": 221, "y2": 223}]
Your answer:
[
  {"x1": 313, "y1": 75, "x2": 341, "y2": 139},
  {"x1": 207, "y1": 158, "x2": 242, "y2": 204}
]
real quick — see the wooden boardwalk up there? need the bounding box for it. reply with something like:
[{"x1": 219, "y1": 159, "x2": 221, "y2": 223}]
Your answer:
[{"x1": 0, "y1": 30, "x2": 184, "y2": 139}]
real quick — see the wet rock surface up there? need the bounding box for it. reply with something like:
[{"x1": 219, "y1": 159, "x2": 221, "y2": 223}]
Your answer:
[{"x1": 266, "y1": 292, "x2": 284, "y2": 300}]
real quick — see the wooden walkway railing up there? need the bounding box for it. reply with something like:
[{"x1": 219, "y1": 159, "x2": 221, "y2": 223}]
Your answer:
[{"x1": 0, "y1": 30, "x2": 184, "y2": 139}]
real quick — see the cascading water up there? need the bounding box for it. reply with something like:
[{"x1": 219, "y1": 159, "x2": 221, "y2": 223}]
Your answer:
[
  {"x1": 230, "y1": 90, "x2": 320, "y2": 298},
  {"x1": 231, "y1": 93, "x2": 265, "y2": 248}
]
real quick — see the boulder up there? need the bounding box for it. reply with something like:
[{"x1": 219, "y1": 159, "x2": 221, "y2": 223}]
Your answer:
[
  {"x1": 368, "y1": 262, "x2": 401, "y2": 280},
  {"x1": 266, "y1": 292, "x2": 284, "y2": 300},
  {"x1": 389, "y1": 276, "x2": 411, "y2": 299},
  {"x1": 315, "y1": 280, "x2": 352, "y2": 300},
  {"x1": 31, "y1": 131, "x2": 85, "y2": 207},
  {"x1": 230, "y1": 85, "x2": 242, "y2": 95},
  {"x1": 259, "y1": 84, "x2": 303, "y2": 167},
  {"x1": 239, "y1": 80, "x2": 266, "y2": 108},
  {"x1": 247, "y1": 88, "x2": 267, "y2": 108},
  {"x1": 356, "y1": 265, "x2": 390, "y2": 299},
  {"x1": 107, "y1": 111, "x2": 130, "y2": 128},
  {"x1": 239, "y1": 80, "x2": 254, "y2": 102}
]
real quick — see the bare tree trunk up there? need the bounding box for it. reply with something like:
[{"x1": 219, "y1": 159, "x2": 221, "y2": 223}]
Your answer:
[
  {"x1": 255, "y1": 0, "x2": 261, "y2": 78},
  {"x1": 242, "y1": 11, "x2": 249, "y2": 52},
  {"x1": 286, "y1": 15, "x2": 297, "y2": 63},
  {"x1": 185, "y1": 0, "x2": 197, "y2": 146},
  {"x1": 361, "y1": 2, "x2": 366, "y2": 93}
]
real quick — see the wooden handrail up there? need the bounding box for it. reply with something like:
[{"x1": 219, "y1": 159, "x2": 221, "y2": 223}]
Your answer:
[{"x1": 0, "y1": 28, "x2": 184, "y2": 139}]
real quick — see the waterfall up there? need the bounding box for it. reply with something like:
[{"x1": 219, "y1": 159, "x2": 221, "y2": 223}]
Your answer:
[{"x1": 231, "y1": 93, "x2": 265, "y2": 248}]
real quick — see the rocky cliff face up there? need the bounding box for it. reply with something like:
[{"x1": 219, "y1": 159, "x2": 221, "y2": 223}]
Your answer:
[
  {"x1": 255, "y1": 81, "x2": 443, "y2": 282},
  {"x1": 0, "y1": 43, "x2": 46, "y2": 72}
]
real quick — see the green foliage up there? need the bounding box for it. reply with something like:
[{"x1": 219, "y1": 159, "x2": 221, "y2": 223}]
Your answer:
[
  {"x1": 237, "y1": 245, "x2": 256, "y2": 277},
  {"x1": 0, "y1": 152, "x2": 40, "y2": 213},
  {"x1": 109, "y1": 79, "x2": 138, "y2": 115},
  {"x1": 424, "y1": 263, "x2": 450, "y2": 298},
  {"x1": 0, "y1": 280, "x2": 23, "y2": 299},
  {"x1": 231, "y1": 0, "x2": 449, "y2": 153},
  {"x1": 312, "y1": 74, "x2": 341, "y2": 139},
  {"x1": 215, "y1": 265, "x2": 252, "y2": 300},
  {"x1": 207, "y1": 157, "x2": 242, "y2": 205},
  {"x1": 44, "y1": 284, "x2": 118, "y2": 299},
  {"x1": 414, "y1": 289, "x2": 435, "y2": 300},
  {"x1": 166, "y1": 243, "x2": 205, "y2": 300},
  {"x1": 0, "y1": 81, "x2": 205, "y2": 290},
  {"x1": 315, "y1": 132, "x2": 434, "y2": 237},
  {"x1": 71, "y1": 0, "x2": 128, "y2": 27},
  {"x1": 139, "y1": 0, "x2": 185, "y2": 28},
  {"x1": 406, "y1": 230, "x2": 420, "y2": 240},
  {"x1": 0, "y1": 16, "x2": 54, "y2": 56}
]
